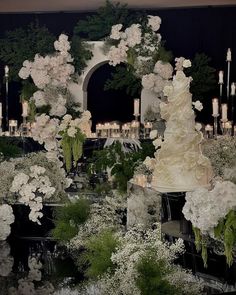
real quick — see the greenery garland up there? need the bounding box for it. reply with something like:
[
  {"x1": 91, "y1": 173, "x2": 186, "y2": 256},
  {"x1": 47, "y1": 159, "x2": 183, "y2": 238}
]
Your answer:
[{"x1": 60, "y1": 128, "x2": 85, "y2": 172}]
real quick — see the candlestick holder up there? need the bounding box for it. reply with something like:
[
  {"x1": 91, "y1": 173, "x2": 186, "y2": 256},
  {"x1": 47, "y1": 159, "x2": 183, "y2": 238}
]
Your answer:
[
  {"x1": 0, "y1": 117, "x2": 2, "y2": 135},
  {"x1": 9, "y1": 120, "x2": 18, "y2": 136},
  {"x1": 212, "y1": 115, "x2": 219, "y2": 139},
  {"x1": 20, "y1": 116, "x2": 28, "y2": 137}
]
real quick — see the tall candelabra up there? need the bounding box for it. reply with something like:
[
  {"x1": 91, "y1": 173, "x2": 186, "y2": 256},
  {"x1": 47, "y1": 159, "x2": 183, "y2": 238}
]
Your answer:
[
  {"x1": 211, "y1": 48, "x2": 235, "y2": 138},
  {"x1": 4, "y1": 65, "x2": 9, "y2": 131}
]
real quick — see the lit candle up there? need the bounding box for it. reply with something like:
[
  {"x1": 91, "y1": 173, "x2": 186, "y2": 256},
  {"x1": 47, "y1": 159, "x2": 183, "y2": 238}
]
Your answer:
[
  {"x1": 4, "y1": 65, "x2": 9, "y2": 77},
  {"x1": 212, "y1": 98, "x2": 219, "y2": 116},
  {"x1": 9, "y1": 119, "x2": 17, "y2": 127},
  {"x1": 226, "y1": 48, "x2": 232, "y2": 62},
  {"x1": 134, "y1": 99, "x2": 140, "y2": 116},
  {"x1": 225, "y1": 121, "x2": 232, "y2": 129},
  {"x1": 219, "y1": 71, "x2": 224, "y2": 84},
  {"x1": 221, "y1": 103, "x2": 228, "y2": 121},
  {"x1": 22, "y1": 101, "x2": 28, "y2": 117},
  {"x1": 0, "y1": 102, "x2": 2, "y2": 118},
  {"x1": 231, "y1": 82, "x2": 236, "y2": 96},
  {"x1": 205, "y1": 124, "x2": 213, "y2": 131}
]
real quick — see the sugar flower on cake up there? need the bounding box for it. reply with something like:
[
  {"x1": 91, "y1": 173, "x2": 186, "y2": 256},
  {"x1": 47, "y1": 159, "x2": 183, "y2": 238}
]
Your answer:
[{"x1": 192, "y1": 100, "x2": 203, "y2": 111}]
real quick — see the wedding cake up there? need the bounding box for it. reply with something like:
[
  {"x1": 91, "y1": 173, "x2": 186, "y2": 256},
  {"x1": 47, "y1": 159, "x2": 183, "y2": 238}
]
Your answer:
[{"x1": 151, "y1": 70, "x2": 213, "y2": 192}]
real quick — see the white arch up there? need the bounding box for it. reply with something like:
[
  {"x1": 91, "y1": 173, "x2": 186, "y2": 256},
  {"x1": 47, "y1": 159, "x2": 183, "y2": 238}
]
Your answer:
[
  {"x1": 68, "y1": 40, "x2": 155, "y2": 123},
  {"x1": 68, "y1": 41, "x2": 109, "y2": 110}
]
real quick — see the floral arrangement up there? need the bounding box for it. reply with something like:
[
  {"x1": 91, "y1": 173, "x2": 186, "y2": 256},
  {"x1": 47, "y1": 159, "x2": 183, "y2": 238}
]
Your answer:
[
  {"x1": 107, "y1": 15, "x2": 173, "y2": 100},
  {"x1": 19, "y1": 34, "x2": 77, "y2": 117},
  {"x1": 77, "y1": 225, "x2": 203, "y2": 295},
  {"x1": 0, "y1": 152, "x2": 72, "y2": 202},
  {"x1": 10, "y1": 165, "x2": 56, "y2": 224},
  {"x1": 0, "y1": 205, "x2": 15, "y2": 241},
  {"x1": 19, "y1": 34, "x2": 91, "y2": 171},
  {"x1": 183, "y1": 181, "x2": 236, "y2": 267}
]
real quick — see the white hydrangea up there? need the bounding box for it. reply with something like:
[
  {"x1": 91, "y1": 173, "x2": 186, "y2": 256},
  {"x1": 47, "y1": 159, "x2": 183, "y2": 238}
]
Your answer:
[
  {"x1": 153, "y1": 61, "x2": 173, "y2": 80},
  {"x1": 110, "y1": 24, "x2": 123, "y2": 40},
  {"x1": 183, "y1": 181, "x2": 236, "y2": 233},
  {"x1": 124, "y1": 24, "x2": 142, "y2": 47},
  {"x1": 54, "y1": 34, "x2": 71, "y2": 54},
  {"x1": 108, "y1": 40, "x2": 128, "y2": 66},
  {"x1": 147, "y1": 15, "x2": 162, "y2": 32}
]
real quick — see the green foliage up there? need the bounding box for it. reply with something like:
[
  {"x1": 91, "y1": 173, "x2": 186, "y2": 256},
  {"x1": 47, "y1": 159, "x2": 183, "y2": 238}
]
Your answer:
[
  {"x1": 81, "y1": 229, "x2": 119, "y2": 278},
  {"x1": 185, "y1": 53, "x2": 216, "y2": 101},
  {"x1": 214, "y1": 210, "x2": 236, "y2": 267},
  {"x1": 136, "y1": 255, "x2": 181, "y2": 295},
  {"x1": 60, "y1": 129, "x2": 85, "y2": 172},
  {"x1": 0, "y1": 22, "x2": 55, "y2": 81},
  {"x1": 20, "y1": 80, "x2": 37, "y2": 102},
  {"x1": 52, "y1": 199, "x2": 90, "y2": 242},
  {"x1": 70, "y1": 36, "x2": 93, "y2": 75},
  {"x1": 73, "y1": 1, "x2": 143, "y2": 41},
  {"x1": 88, "y1": 141, "x2": 155, "y2": 193},
  {"x1": 192, "y1": 227, "x2": 208, "y2": 268},
  {"x1": 0, "y1": 137, "x2": 23, "y2": 159},
  {"x1": 104, "y1": 65, "x2": 142, "y2": 97},
  {"x1": 52, "y1": 220, "x2": 78, "y2": 242}
]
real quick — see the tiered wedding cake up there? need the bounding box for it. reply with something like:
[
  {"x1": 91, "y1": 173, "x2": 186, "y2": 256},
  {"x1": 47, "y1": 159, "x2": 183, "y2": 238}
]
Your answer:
[{"x1": 151, "y1": 70, "x2": 213, "y2": 192}]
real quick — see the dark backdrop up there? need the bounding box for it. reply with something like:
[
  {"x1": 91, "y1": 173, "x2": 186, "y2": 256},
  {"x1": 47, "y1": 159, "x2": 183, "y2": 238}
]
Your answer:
[{"x1": 0, "y1": 6, "x2": 235, "y2": 124}]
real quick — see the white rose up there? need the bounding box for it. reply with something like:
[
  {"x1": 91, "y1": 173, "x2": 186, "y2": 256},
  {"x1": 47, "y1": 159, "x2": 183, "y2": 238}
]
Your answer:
[
  {"x1": 147, "y1": 15, "x2": 162, "y2": 32},
  {"x1": 110, "y1": 24, "x2": 123, "y2": 40}
]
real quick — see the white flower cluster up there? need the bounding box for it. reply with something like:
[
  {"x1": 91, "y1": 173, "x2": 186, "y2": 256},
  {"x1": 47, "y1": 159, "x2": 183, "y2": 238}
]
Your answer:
[
  {"x1": 147, "y1": 15, "x2": 162, "y2": 32},
  {"x1": 19, "y1": 34, "x2": 74, "y2": 89},
  {"x1": 183, "y1": 181, "x2": 236, "y2": 233},
  {"x1": 0, "y1": 204, "x2": 15, "y2": 240},
  {"x1": 108, "y1": 16, "x2": 162, "y2": 71},
  {"x1": 31, "y1": 114, "x2": 60, "y2": 162},
  {"x1": 69, "y1": 195, "x2": 126, "y2": 250},
  {"x1": 31, "y1": 111, "x2": 91, "y2": 165},
  {"x1": 82, "y1": 225, "x2": 202, "y2": 295},
  {"x1": 10, "y1": 165, "x2": 56, "y2": 224},
  {"x1": 175, "y1": 57, "x2": 192, "y2": 71},
  {"x1": 0, "y1": 242, "x2": 14, "y2": 277},
  {"x1": 59, "y1": 111, "x2": 92, "y2": 138}
]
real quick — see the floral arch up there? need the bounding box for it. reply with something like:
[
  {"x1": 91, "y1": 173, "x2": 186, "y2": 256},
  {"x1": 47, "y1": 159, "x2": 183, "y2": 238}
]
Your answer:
[{"x1": 69, "y1": 41, "x2": 151, "y2": 122}]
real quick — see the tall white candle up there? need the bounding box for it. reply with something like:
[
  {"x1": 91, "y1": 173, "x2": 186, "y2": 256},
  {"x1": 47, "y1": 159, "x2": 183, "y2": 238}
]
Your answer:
[
  {"x1": 221, "y1": 103, "x2": 228, "y2": 121},
  {"x1": 219, "y1": 71, "x2": 224, "y2": 84},
  {"x1": 231, "y1": 82, "x2": 236, "y2": 96},
  {"x1": 0, "y1": 102, "x2": 2, "y2": 118},
  {"x1": 212, "y1": 98, "x2": 219, "y2": 116},
  {"x1": 22, "y1": 101, "x2": 28, "y2": 117},
  {"x1": 226, "y1": 48, "x2": 232, "y2": 62},
  {"x1": 134, "y1": 99, "x2": 140, "y2": 116},
  {"x1": 4, "y1": 65, "x2": 9, "y2": 77}
]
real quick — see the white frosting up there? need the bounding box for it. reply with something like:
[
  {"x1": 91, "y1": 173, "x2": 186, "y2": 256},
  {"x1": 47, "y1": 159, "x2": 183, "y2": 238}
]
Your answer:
[{"x1": 151, "y1": 71, "x2": 213, "y2": 192}]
